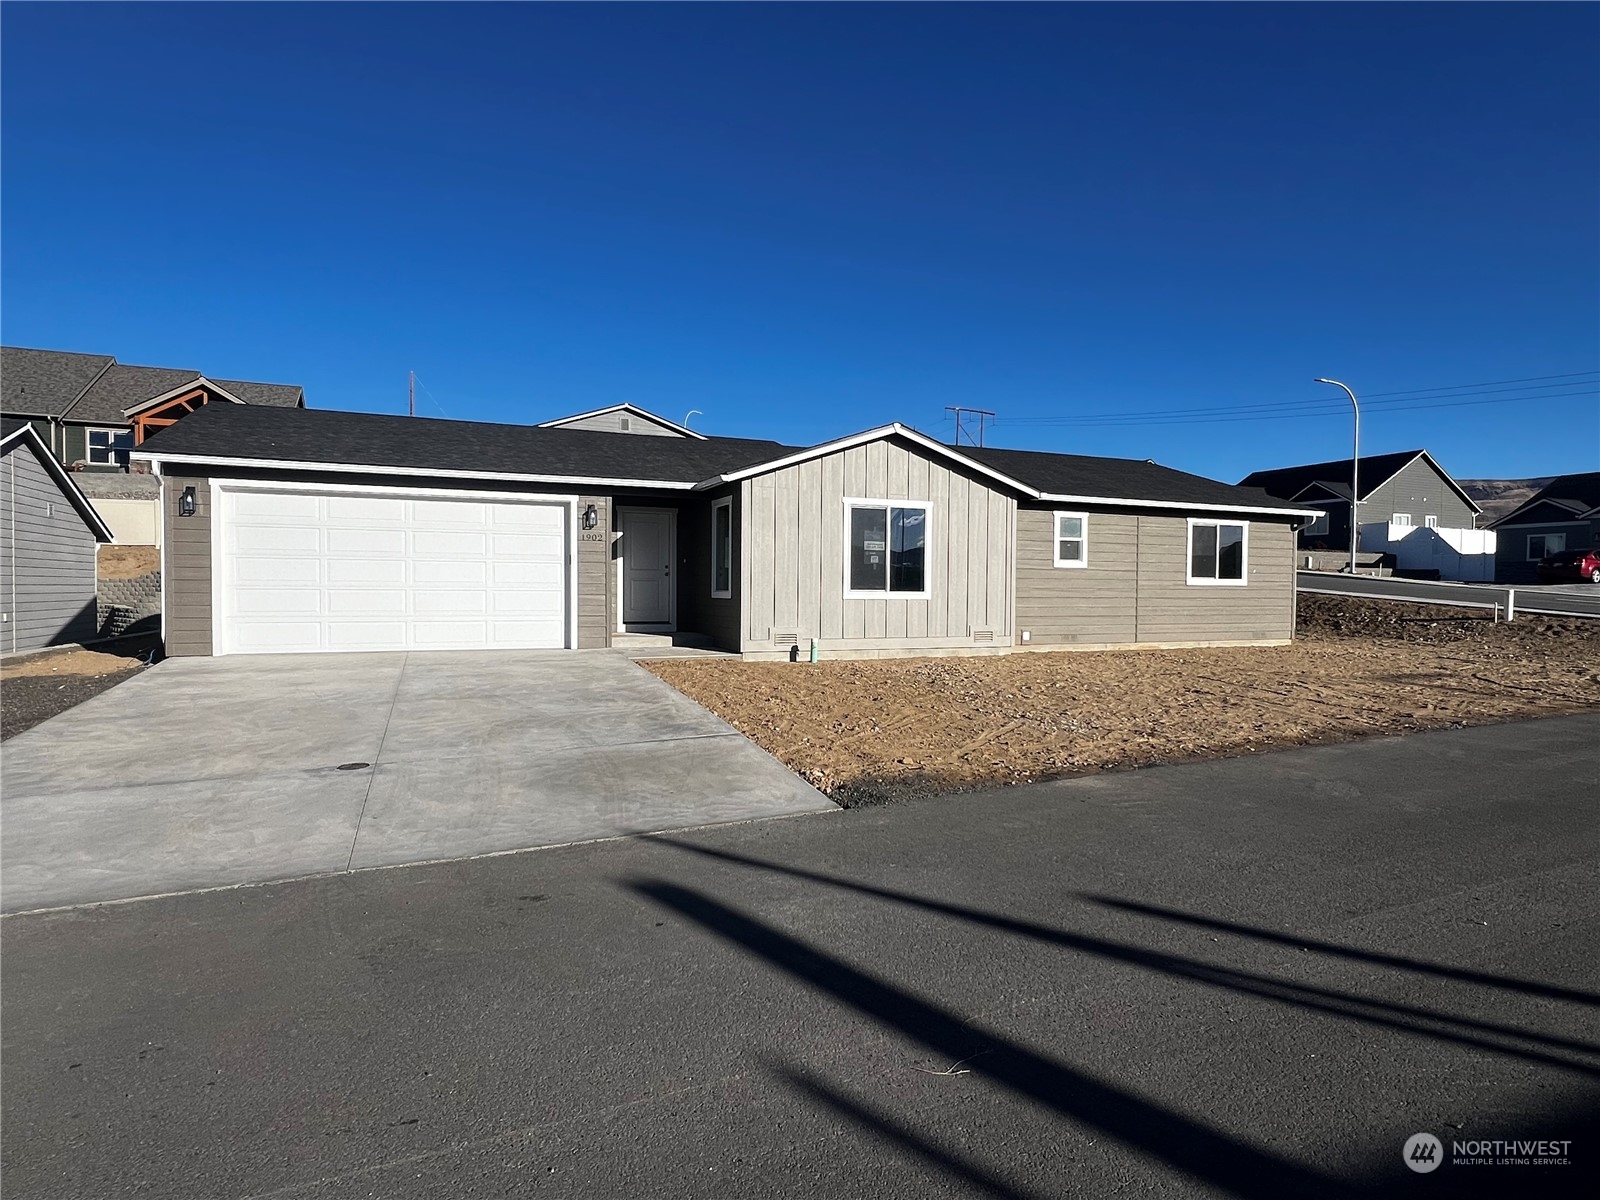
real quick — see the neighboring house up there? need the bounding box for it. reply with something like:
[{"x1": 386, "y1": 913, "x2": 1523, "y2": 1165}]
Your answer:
[
  {"x1": 1, "y1": 345, "x2": 305, "y2": 545},
  {"x1": 1, "y1": 345, "x2": 305, "y2": 472},
  {"x1": 1240, "y1": 450, "x2": 1482, "y2": 549},
  {"x1": 1488, "y1": 471, "x2": 1600, "y2": 584},
  {"x1": 133, "y1": 403, "x2": 1314, "y2": 659},
  {"x1": 1, "y1": 418, "x2": 114, "y2": 653}
]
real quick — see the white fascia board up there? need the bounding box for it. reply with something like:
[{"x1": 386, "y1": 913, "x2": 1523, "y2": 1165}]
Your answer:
[
  {"x1": 130, "y1": 450, "x2": 696, "y2": 491},
  {"x1": 537, "y1": 403, "x2": 708, "y2": 440},
  {"x1": 699, "y1": 423, "x2": 1043, "y2": 497},
  {"x1": 2, "y1": 424, "x2": 116, "y2": 541},
  {"x1": 122, "y1": 376, "x2": 243, "y2": 418},
  {"x1": 1035, "y1": 491, "x2": 1321, "y2": 518},
  {"x1": 1392, "y1": 449, "x2": 1483, "y2": 515}
]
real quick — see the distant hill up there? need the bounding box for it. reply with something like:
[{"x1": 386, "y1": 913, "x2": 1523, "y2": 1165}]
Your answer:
[{"x1": 1457, "y1": 478, "x2": 1554, "y2": 524}]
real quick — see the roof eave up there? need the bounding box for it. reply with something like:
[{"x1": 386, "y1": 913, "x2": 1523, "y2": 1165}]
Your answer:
[{"x1": 1, "y1": 424, "x2": 116, "y2": 541}]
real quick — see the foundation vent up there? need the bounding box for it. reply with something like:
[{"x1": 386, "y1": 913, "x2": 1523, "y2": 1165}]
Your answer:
[
  {"x1": 771, "y1": 630, "x2": 800, "y2": 648},
  {"x1": 971, "y1": 629, "x2": 994, "y2": 643}
]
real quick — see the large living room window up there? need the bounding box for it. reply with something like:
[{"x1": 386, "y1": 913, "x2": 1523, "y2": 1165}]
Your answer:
[
  {"x1": 846, "y1": 500, "x2": 929, "y2": 598},
  {"x1": 1054, "y1": 512, "x2": 1088, "y2": 567},
  {"x1": 1188, "y1": 518, "x2": 1247, "y2": 585},
  {"x1": 711, "y1": 497, "x2": 732, "y2": 597},
  {"x1": 87, "y1": 427, "x2": 133, "y2": 468},
  {"x1": 1528, "y1": 532, "x2": 1565, "y2": 561}
]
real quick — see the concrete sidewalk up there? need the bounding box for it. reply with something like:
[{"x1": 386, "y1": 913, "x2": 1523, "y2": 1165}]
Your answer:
[{"x1": 0, "y1": 650, "x2": 833, "y2": 912}]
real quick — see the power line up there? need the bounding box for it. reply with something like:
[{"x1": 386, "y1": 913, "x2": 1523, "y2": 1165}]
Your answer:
[
  {"x1": 1360, "y1": 370, "x2": 1600, "y2": 399},
  {"x1": 411, "y1": 374, "x2": 450, "y2": 419}
]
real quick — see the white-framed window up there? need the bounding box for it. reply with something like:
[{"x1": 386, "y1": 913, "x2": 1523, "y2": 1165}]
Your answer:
[
  {"x1": 1187, "y1": 518, "x2": 1248, "y2": 585},
  {"x1": 1424, "y1": 515, "x2": 1438, "y2": 528},
  {"x1": 711, "y1": 496, "x2": 733, "y2": 598},
  {"x1": 1392, "y1": 513, "x2": 1412, "y2": 527},
  {"x1": 1303, "y1": 509, "x2": 1329, "y2": 536},
  {"x1": 844, "y1": 498, "x2": 930, "y2": 598},
  {"x1": 1054, "y1": 512, "x2": 1088, "y2": 567},
  {"x1": 87, "y1": 426, "x2": 133, "y2": 468},
  {"x1": 1528, "y1": 532, "x2": 1566, "y2": 561}
]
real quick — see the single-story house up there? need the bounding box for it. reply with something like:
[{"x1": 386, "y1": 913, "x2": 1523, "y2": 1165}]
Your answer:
[
  {"x1": 131, "y1": 402, "x2": 1317, "y2": 659},
  {"x1": 1239, "y1": 449, "x2": 1481, "y2": 548},
  {"x1": 1, "y1": 418, "x2": 115, "y2": 653},
  {"x1": 1488, "y1": 471, "x2": 1600, "y2": 584}
]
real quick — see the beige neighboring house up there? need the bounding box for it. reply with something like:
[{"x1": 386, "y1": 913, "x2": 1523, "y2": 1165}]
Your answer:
[
  {"x1": 1, "y1": 345, "x2": 305, "y2": 546},
  {"x1": 132, "y1": 401, "x2": 1315, "y2": 659}
]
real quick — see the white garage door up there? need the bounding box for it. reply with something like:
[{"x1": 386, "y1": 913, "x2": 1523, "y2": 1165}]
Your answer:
[{"x1": 218, "y1": 488, "x2": 569, "y2": 654}]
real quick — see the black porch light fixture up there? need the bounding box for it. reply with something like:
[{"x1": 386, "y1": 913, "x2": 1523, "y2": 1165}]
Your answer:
[
  {"x1": 582, "y1": 504, "x2": 598, "y2": 530},
  {"x1": 179, "y1": 486, "x2": 197, "y2": 517}
]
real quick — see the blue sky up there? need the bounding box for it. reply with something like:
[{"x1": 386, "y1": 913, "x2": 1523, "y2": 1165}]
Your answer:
[{"x1": 3, "y1": 2, "x2": 1596, "y2": 480}]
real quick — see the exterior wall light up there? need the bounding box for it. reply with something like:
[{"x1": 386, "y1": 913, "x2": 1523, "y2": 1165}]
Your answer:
[
  {"x1": 582, "y1": 504, "x2": 598, "y2": 530},
  {"x1": 179, "y1": 486, "x2": 197, "y2": 517}
]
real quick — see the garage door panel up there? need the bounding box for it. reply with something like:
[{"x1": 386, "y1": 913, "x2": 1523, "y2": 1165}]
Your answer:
[
  {"x1": 327, "y1": 527, "x2": 407, "y2": 555},
  {"x1": 233, "y1": 525, "x2": 322, "y2": 554},
  {"x1": 327, "y1": 559, "x2": 407, "y2": 585},
  {"x1": 326, "y1": 495, "x2": 405, "y2": 522},
  {"x1": 220, "y1": 489, "x2": 569, "y2": 654}
]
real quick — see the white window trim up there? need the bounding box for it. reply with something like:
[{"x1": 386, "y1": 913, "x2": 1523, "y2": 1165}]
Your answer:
[
  {"x1": 711, "y1": 496, "x2": 733, "y2": 598},
  {"x1": 86, "y1": 425, "x2": 133, "y2": 465},
  {"x1": 1053, "y1": 511, "x2": 1088, "y2": 568},
  {"x1": 1186, "y1": 517, "x2": 1250, "y2": 586},
  {"x1": 1527, "y1": 533, "x2": 1566, "y2": 561},
  {"x1": 842, "y1": 497, "x2": 932, "y2": 600},
  {"x1": 1391, "y1": 513, "x2": 1412, "y2": 527},
  {"x1": 1424, "y1": 515, "x2": 1438, "y2": 528}
]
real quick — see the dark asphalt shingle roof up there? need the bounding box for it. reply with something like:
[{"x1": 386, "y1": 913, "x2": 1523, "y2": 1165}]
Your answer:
[
  {"x1": 68, "y1": 364, "x2": 204, "y2": 424},
  {"x1": 1, "y1": 347, "x2": 115, "y2": 417},
  {"x1": 142, "y1": 404, "x2": 1305, "y2": 511},
  {"x1": 1492, "y1": 471, "x2": 1600, "y2": 527},
  {"x1": 963, "y1": 444, "x2": 1294, "y2": 509},
  {"x1": 1237, "y1": 450, "x2": 1428, "y2": 504},
  {"x1": 140, "y1": 402, "x2": 797, "y2": 482},
  {"x1": 210, "y1": 379, "x2": 305, "y2": 408}
]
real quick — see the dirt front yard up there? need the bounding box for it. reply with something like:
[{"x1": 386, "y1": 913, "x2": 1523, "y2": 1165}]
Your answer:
[
  {"x1": 646, "y1": 595, "x2": 1600, "y2": 806},
  {"x1": 1, "y1": 639, "x2": 155, "y2": 740}
]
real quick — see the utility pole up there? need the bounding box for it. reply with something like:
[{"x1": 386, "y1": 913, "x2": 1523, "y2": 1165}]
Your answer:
[
  {"x1": 1313, "y1": 379, "x2": 1361, "y2": 574},
  {"x1": 409, "y1": 370, "x2": 415, "y2": 417},
  {"x1": 944, "y1": 406, "x2": 996, "y2": 447}
]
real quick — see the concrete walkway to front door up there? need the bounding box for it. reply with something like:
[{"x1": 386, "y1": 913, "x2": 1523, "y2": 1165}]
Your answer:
[{"x1": 0, "y1": 650, "x2": 835, "y2": 913}]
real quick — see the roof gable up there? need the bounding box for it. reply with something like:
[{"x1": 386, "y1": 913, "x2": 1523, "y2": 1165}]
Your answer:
[
  {"x1": 0, "y1": 420, "x2": 116, "y2": 540},
  {"x1": 537, "y1": 403, "x2": 706, "y2": 439},
  {"x1": 1239, "y1": 449, "x2": 1479, "y2": 513},
  {"x1": 1491, "y1": 471, "x2": 1600, "y2": 528}
]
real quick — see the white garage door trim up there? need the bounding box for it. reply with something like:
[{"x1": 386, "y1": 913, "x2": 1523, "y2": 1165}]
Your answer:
[{"x1": 211, "y1": 478, "x2": 579, "y2": 655}]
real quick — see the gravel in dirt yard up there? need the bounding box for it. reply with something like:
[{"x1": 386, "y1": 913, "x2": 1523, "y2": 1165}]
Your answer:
[
  {"x1": 1, "y1": 638, "x2": 156, "y2": 740},
  {"x1": 647, "y1": 595, "x2": 1600, "y2": 806},
  {"x1": 97, "y1": 545, "x2": 160, "y2": 580}
]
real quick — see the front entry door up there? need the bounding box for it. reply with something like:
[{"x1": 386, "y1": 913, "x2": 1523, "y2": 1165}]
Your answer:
[{"x1": 620, "y1": 508, "x2": 674, "y2": 628}]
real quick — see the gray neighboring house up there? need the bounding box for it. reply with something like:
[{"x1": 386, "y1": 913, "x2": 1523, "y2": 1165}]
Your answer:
[
  {"x1": 0, "y1": 345, "x2": 305, "y2": 473},
  {"x1": 1240, "y1": 450, "x2": 1481, "y2": 549},
  {"x1": 133, "y1": 403, "x2": 1315, "y2": 659},
  {"x1": 1, "y1": 418, "x2": 114, "y2": 653},
  {"x1": 1488, "y1": 471, "x2": 1600, "y2": 583}
]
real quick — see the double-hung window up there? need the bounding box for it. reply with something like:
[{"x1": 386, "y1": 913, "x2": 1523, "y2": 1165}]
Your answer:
[
  {"x1": 1188, "y1": 519, "x2": 1248, "y2": 585},
  {"x1": 711, "y1": 497, "x2": 733, "y2": 598},
  {"x1": 845, "y1": 500, "x2": 929, "y2": 597},
  {"x1": 1391, "y1": 513, "x2": 1413, "y2": 527},
  {"x1": 1528, "y1": 533, "x2": 1565, "y2": 561},
  {"x1": 1054, "y1": 512, "x2": 1088, "y2": 567},
  {"x1": 87, "y1": 427, "x2": 133, "y2": 468}
]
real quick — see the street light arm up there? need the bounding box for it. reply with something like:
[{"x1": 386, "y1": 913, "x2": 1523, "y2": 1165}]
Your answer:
[{"x1": 1313, "y1": 378, "x2": 1362, "y2": 574}]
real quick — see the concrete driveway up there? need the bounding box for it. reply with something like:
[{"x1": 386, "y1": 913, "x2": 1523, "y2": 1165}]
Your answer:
[{"x1": 0, "y1": 650, "x2": 833, "y2": 913}]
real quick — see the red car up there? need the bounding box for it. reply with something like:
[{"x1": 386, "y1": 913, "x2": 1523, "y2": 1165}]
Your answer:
[{"x1": 1536, "y1": 548, "x2": 1600, "y2": 584}]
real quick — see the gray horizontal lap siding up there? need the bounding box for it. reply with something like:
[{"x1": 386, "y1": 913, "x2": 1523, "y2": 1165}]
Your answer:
[
  {"x1": 1492, "y1": 517, "x2": 1600, "y2": 583},
  {"x1": 554, "y1": 411, "x2": 681, "y2": 436},
  {"x1": 158, "y1": 466, "x2": 613, "y2": 656},
  {"x1": 2, "y1": 442, "x2": 100, "y2": 652},
  {"x1": 1364, "y1": 458, "x2": 1476, "y2": 530},
  {"x1": 741, "y1": 437, "x2": 1014, "y2": 656},
  {"x1": 1016, "y1": 504, "x2": 1295, "y2": 647}
]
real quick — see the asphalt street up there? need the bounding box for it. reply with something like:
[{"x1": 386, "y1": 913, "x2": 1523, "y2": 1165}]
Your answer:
[
  {"x1": 3, "y1": 715, "x2": 1597, "y2": 1198},
  {"x1": 1298, "y1": 571, "x2": 1600, "y2": 618}
]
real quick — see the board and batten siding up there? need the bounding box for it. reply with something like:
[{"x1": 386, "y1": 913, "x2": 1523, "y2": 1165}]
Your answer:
[
  {"x1": 1015, "y1": 505, "x2": 1296, "y2": 647},
  {"x1": 160, "y1": 469, "x2": 613, "y2": 655},
  {"x1": 740, "y1": 436, "x2": 1014, "y2": 657},
  {"x1": 1, "y1": 440, "x2": 100, "y2": 652}
]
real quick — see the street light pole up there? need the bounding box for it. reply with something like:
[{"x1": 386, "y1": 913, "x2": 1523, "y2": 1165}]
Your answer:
[{"x1": 1314, "y1": 378, "x2": 1361, "y2": 574}]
